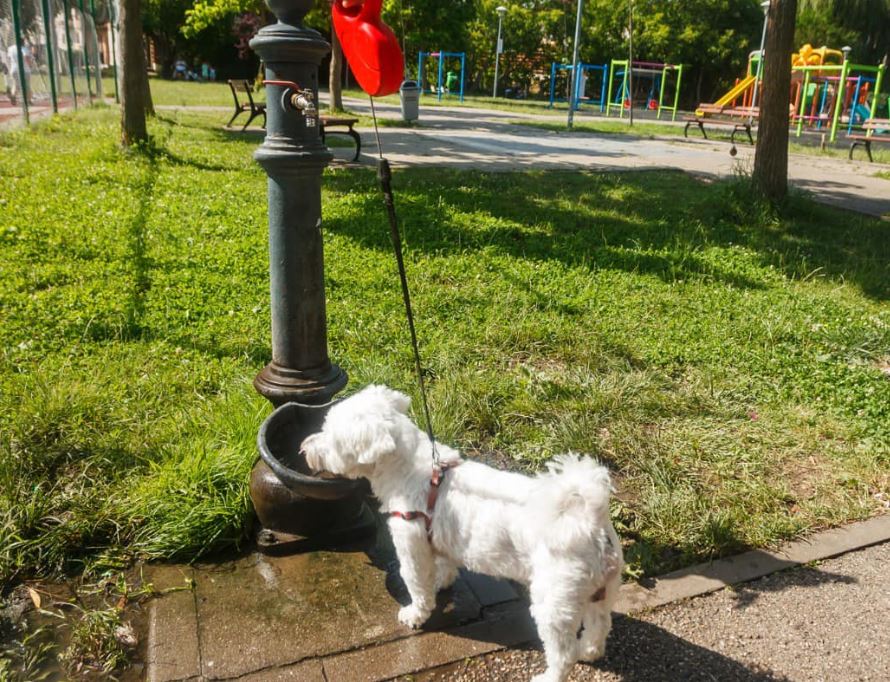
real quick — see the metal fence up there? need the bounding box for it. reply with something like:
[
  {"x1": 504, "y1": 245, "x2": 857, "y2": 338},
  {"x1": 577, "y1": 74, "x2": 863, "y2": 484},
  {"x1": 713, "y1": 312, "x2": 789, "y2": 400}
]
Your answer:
[{"x1": 1, "y1": 0, "x2": 115, "y2": 125}]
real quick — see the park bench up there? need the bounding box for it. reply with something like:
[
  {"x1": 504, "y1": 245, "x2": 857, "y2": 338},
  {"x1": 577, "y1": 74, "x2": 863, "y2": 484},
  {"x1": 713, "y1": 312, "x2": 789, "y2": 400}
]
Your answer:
[
  {"x1": 848, "y1": 118, "x2": 890, "y2": 162},
  {"x1": 320, "y1": 115, "x2": 361, "y2": 162},
  {"x1": 684, "y1": 105, "x2": 757, "y2": 146},
  {"x1": 226, "y1": 79, "x2": 266, "y2": 131}
]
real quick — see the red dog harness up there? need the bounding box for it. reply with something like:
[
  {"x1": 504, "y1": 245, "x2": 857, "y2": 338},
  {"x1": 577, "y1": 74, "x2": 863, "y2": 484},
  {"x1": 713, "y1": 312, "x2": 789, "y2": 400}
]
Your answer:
[{"x1": 390, "y1": 462, "x2": 460, "y2": 535}]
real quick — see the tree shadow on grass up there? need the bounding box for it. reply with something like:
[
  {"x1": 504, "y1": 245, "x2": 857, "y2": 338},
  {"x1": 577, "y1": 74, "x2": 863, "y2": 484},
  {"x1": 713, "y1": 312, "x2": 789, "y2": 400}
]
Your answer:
[{"x1": 322, "y1": 167, "x2": 890, "y2": 300}]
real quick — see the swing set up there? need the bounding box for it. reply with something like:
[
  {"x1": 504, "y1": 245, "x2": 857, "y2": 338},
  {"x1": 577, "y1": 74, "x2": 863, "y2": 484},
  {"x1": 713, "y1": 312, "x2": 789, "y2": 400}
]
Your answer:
[
  {"x1": 548, "y1": 62, "x2": 609, "y2": 111},
  {"x1": 417, "y1": 51, "x2": 466, "y2": 102},
  {"x1": 605, "y1": 59, "x2": 684, "y2": 121}
]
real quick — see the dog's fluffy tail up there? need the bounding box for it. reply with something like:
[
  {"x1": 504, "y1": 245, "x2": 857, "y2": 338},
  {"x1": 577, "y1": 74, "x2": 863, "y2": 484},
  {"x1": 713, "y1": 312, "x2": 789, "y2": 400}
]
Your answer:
[{"x1": 531, "y1": 453, "x2": 614, "y2": 552}]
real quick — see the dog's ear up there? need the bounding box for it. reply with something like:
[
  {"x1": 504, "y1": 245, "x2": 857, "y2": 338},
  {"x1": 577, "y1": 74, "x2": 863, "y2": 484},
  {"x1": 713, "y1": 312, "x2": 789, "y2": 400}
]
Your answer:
[
  {"x1": 382, "y1": 387, "x2": 412, "y2": 415},
  {"x1": 337, "y1": 416, "x2": 397, "y2": 465}
]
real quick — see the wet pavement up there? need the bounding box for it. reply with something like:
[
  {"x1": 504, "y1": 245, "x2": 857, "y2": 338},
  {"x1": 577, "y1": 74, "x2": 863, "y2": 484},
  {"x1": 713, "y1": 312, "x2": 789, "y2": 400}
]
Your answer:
[{"x1": 145, "y1": 518, "x2": 522, "y2": 682}]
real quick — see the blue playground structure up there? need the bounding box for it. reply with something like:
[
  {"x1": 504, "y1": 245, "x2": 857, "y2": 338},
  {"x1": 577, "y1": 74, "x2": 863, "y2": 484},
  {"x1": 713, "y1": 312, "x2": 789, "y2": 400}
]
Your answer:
[
  {"x1": 846, "y1": 74, "x2": 878, "y2": 134},
  {"x1": 548, "y1": 62, "x2": 608, "y2": 111},
  {"x1": 417, "y1": 51, "x2": 466, "y2": 102}
]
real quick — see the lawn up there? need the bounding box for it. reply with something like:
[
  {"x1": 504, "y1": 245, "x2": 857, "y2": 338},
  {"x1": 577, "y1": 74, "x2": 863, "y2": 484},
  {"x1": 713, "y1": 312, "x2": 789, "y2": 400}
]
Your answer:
[{"x1": 1, "y1": 108, "x2": 888, "y2": 592}]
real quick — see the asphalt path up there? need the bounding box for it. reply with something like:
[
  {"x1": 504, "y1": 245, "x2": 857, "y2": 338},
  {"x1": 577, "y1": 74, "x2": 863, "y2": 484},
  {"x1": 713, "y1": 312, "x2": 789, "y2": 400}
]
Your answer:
[{"x1": 341, "y1": 96, "x2": 890, "y2": 219}]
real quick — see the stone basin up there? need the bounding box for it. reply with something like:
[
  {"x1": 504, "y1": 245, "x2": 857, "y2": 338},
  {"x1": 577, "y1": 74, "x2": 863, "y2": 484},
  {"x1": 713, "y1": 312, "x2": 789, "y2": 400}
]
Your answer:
[
  {"x1": 253, "y1": 400, "x2": 373, "y2": 546},
  {"x1": 256, "y1": 400, "x2": 362, "y2": 501}
]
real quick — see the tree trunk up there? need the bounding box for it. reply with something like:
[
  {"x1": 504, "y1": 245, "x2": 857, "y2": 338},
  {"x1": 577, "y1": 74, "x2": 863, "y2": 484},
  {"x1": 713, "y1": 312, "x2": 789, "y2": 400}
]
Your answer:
[
  {"x1": 119, "y1": 0, "x2": 148, "y2": 145},
  {"x1": 752, "y1": 0, "x2": 797, "y2": 202},
  {"x1": 329, "y1": 24, "x2": 343, "y2": 111}
]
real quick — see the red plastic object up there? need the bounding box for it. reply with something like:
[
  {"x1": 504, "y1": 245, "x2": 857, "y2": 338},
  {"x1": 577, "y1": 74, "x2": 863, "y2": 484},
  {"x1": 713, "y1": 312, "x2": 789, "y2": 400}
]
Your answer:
[{"x1": 332, "y1": 0, "x2": 404, "y2": 97}]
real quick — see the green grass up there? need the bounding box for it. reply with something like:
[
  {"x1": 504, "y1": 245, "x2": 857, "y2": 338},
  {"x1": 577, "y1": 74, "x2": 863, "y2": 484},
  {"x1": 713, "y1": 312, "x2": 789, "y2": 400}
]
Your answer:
[{"x1": 1, "y1": 109, "x2": 888, "y2": 588}]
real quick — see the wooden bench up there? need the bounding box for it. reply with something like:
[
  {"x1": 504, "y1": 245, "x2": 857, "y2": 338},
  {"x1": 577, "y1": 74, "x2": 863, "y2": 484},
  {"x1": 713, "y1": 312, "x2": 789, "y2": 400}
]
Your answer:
[
  {"x1": 684, "y1": 105, "x2": 757, "y2": 145},
  {"x1": 684, "y1": 116, "x2": 755, "y2": 145},
  {"x1": 226, "y1": 79, "x2": 266, "y2": 131},
  {"x1": 320, "y1": 115, "x2": 361, "y2": 162},
  {"x1": 848, "y1": 118, "x2": 890, "y2": 162}
]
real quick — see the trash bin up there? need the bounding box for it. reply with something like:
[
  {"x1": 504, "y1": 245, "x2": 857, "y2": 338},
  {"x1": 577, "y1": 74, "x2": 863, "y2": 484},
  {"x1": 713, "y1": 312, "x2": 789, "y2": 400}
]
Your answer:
[{"x1": 399, "y1": 80, "x2": 421, "y2": 122}]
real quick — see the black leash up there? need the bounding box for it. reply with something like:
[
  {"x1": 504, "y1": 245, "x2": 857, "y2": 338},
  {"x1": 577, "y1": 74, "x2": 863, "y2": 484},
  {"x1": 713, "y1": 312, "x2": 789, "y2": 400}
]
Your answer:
[{"x1": 369, "y1": 96, "x2": 439, "y2": 465}]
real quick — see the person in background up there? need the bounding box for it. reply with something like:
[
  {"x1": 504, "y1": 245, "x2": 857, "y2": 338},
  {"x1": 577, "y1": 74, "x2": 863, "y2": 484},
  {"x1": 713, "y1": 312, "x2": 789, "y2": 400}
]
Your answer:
[
  {"x1": 6, "y1": 40, "x2": 33, "y2": 106},
  {"x1": 201, "y1": 62, "x2": 217, "y2": 82},
  {"x1": 173, "y1": 58, "x2": 187, "y2": 80}
]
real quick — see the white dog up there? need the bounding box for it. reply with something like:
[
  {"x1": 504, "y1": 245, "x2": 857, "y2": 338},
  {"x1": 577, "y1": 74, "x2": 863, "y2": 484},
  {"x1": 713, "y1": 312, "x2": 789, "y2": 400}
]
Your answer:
[{"x1": 302, "y1": 385, "x2": 623, "y2": 682}]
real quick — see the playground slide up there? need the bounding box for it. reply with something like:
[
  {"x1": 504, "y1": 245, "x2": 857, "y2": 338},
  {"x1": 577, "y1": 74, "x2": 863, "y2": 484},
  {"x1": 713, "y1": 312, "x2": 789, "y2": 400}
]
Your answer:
[{"x1": 713, "y1": 74, "x2": 756, "y2": 108}]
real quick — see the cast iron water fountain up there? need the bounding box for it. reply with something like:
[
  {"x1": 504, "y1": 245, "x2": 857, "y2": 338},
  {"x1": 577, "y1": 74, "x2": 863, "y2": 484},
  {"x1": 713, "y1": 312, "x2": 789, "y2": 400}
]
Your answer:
[{"x1": 249, "y1": 0, "x2": 376, "y2": 552}]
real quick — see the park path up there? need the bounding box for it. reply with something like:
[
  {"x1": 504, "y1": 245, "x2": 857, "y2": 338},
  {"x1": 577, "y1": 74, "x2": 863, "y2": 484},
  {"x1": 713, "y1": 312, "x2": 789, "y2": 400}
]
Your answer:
[{"x1": 340, "y1": 96, "x2": 890, "y2": 219}]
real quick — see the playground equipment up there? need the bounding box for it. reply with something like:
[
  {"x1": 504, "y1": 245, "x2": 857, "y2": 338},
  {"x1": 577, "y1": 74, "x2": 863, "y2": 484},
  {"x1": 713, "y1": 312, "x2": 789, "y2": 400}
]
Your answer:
[
  {"x1": 417, "y1": 50, "x2": 466, "y2": 102},
  {"x1": 697, "y1": 45, "x2": 886, "y2": 143},
  {"x1": 605, "y1": 59, "x2": 683, "y2": 121},
  {"x1": 548, "y1": 62, "x2": 608, "y2": 111}
]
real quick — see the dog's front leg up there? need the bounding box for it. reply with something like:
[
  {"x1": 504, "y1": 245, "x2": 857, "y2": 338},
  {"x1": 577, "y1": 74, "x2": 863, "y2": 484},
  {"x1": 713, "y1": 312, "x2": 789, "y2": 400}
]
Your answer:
[{"x1": 389, "y1": 518, "x2": 436, "y2": 629}]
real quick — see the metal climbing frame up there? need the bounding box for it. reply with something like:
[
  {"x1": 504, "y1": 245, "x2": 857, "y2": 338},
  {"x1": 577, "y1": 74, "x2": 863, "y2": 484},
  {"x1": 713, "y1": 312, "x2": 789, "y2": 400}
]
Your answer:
[
  {"x1": 417, "y1": 50, "x2": 465, "y2": 102},
  {"x1": 548, "y1": 62, "x2": 608, "y2": 112},
  {"x1": 605, "y1": 59, "x2": 683, "y2": 121}
]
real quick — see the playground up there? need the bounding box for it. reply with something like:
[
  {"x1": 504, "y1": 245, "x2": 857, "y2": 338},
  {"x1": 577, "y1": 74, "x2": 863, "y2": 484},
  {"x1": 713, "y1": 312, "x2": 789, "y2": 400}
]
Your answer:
[{"x1": 693, "y1": 43, "x2": 887, "y2": 145}]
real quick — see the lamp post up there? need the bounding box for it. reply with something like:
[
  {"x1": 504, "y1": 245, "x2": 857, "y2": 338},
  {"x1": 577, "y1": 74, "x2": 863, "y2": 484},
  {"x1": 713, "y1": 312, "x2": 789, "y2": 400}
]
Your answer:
[
  {"x1": 249, "y1": 0, "x2": 374, "y2": 553},
  {"x1": 749, "y1": 0, "x2": 771, "y2": 119},
  {"x1": 627, "y1": 0, "x2": 634, "y2": 127},
  {"x1": 566, "y1": 0, "x2": 584, "y2": 129},
  {"x1": 492, "y1": 5, "x2": 507, "y2": 98}
]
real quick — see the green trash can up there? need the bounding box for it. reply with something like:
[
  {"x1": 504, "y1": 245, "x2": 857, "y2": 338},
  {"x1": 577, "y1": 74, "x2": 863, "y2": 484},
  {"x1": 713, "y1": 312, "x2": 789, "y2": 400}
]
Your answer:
[{"x1": 399, "y1": 80, "x2": 421, "y2": 122}]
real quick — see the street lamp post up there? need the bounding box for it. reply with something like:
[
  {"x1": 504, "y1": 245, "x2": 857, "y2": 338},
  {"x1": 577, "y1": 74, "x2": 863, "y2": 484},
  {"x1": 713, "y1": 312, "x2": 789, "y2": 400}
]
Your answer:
[
  {"x1": 492, "y1": 6, "x2": 507, "y2": 98},
  {"x1": 749, "y1": 0, "x2": 771, "y2": 120},
  {"x1": 627, "y1": 0, "x2": 634, "y2": 127},
  {"x1": 566, "y1": 0, "x2": 584, "y2": 129}
]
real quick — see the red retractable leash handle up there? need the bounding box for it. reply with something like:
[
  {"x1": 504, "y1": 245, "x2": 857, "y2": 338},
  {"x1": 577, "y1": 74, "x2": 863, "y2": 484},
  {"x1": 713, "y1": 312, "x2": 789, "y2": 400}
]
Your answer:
[
  {"x1": 331, "y1": 0, "x2": 404, "y2": 97},
  {"x1": 331, "y1": 0, "x2": 439, "y2": 462}
]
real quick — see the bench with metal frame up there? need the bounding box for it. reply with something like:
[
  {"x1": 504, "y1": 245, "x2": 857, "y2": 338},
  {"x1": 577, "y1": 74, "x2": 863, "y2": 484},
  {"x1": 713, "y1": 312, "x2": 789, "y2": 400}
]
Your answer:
[
  {"x1": 683, "y1": 105, "x2": 757, "y2": 146},
  {"x1": 226, "y1": 79, "x2": 266, "y2": 131},
  {"x1": 848, "y1": 118, "x2": 890, "y2": 162},
  {"x1": 320, "y1": 115, "x2": 361, "y2": 162}
]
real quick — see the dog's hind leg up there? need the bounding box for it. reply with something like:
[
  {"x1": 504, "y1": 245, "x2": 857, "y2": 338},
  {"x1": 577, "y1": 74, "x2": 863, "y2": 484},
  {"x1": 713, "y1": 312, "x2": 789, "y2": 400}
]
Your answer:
[
  {"x1": 529, "y1": 569, "x2": 585, "y2": 682},
  {"x1": 389, "y1": 518, "x2": 436, "y2": 629},
  {"x1": 434, "y1": 556, "x2": 459, "y2": 592}
]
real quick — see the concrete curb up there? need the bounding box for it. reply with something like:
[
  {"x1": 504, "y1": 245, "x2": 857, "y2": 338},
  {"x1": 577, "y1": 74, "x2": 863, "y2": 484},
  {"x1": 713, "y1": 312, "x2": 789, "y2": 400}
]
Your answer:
[
  {"x1": 321, "y1": 515, "x2": 890, "y2": 681},
  {"x1": 614, "y1": 513, "x2": 890, "y2": 615}
]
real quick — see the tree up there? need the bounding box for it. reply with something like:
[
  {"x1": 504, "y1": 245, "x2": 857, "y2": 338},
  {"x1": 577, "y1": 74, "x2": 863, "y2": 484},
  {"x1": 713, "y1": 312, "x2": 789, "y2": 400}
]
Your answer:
[
  {"x1": 330, "y1": 28, "x2": 345, "y2": 110},
  {"x1": 120, "y1": 0, "x2": 150, "y2": 145},
  {"x1": 797, "y1": 0, "x2": 890, "y2": 67},
  {"x1": 752, "y1": 0, "x2": 797, "y2": 201}
]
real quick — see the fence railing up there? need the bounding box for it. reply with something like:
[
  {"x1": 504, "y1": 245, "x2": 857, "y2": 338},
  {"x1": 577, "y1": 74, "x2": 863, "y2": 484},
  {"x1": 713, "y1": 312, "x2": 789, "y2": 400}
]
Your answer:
[{"x1": 1, "y1": 0, "x2": 116, "y2": 124}]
